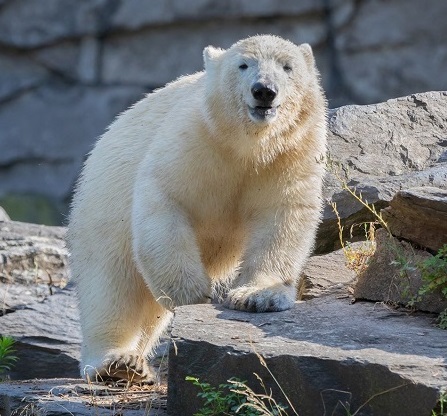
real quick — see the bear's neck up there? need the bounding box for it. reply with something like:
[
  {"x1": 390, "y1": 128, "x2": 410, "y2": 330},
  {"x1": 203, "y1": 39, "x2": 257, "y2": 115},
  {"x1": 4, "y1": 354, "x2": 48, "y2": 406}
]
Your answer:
[{"x1": 202, "y1": 103, "x2": 321, "y2": 169}]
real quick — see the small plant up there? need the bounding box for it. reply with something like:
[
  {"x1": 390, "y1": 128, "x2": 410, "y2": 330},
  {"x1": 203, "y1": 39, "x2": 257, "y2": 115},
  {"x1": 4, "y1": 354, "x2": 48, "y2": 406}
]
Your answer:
[
  {"x1": 186, "y1": 375, "x2": 289, "y2": 416},
  {"x1": 418, "y1": 245, "x2": 447, "y2": 298},
  {"x1": 417, "y1": 245, "x2": 447, "y2": 329},
  {"x1": 326, "y1": 155, "x2": 390, "y2": 234},
  {"x1": 432, "y1": 391, "x2": 447, "y2": 416},
  {"x1": 186, "y1": 376, "x2": 262, "y2": 415},
  {"x1": 0, "y1": 335, "x2": 18, "y2": 379},
  {"x1": 437, "y1": 309, "x2": 447, "y2": 330},
  {"x1": 331, "y1": 200, "x2": 376, "y2": 274}
]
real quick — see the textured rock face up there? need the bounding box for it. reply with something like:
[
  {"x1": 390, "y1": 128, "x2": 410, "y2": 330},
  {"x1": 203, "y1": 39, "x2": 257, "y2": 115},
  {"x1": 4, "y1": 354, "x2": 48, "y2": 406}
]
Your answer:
[
  {"x1": 335, "y1": 0, "x2": 447, "y2": 104},
  {"x1": 0, "y1": 221, "x2": 77, "y2": 379},
  {"x1": 0, "y1": 221, "x2": 68, "y2": 311},
  {"x1": 381, "y1": 187, "x2": 447, "y2": 252},
  {"x1": 0, "y1": 85, "x2": 143, "y2": 204},
  {"x1": 1, "y1": 0, "x2": 447, "y2": 223},
  {"x1": 354, "y1": 188, "x2": 447, "y2": 314},
  {"x1": 0, "y1": 284, "x2": 81, "y2": 380},
  {"x1": 168, "y1": 299, "x2": 447, "y2": 416},
  {"x1": 298, "y1": 245, "x2": 357, "y2": 299},
  {"x1": 319, "y1": 91, "x2": 447, "y2": 253},
  {"x1": 354, "y1": 229, "x2": 447, "y2": 314}
]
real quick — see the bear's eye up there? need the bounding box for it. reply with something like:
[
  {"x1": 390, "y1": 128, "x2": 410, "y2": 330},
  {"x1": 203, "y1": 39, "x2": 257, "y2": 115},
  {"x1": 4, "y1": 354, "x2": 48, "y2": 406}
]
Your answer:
[
  {"x1": 239, "y1": 63, "x2": 248, "y2": 70},
  {"x1": 283, "y1": 64, "x2": 292, "y2": 73}
]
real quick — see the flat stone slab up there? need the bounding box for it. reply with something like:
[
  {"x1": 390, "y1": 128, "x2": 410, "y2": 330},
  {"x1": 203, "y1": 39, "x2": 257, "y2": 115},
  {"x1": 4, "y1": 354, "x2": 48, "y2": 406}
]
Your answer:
[
  {"x1": 168, "y1": 297, "x2": 447, "y2": 416},
  {"x1": 382, "y1": 186, "x2": 447, "y2": 252},
  {"x1": 0, "y1": 378, "x2": 167, "y2": 416},
  {"x1": 0, "y1": 283, "x2": 81, "y2": 380}
]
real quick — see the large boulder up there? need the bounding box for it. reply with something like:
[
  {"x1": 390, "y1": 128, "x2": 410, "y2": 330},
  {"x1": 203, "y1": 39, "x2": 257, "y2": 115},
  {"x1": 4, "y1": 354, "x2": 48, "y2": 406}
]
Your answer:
[
  {"x1": 318, "y1": 91, "x2": 447, "y2": 253},
  {"x1": 0, "y1": 221, "x2": 78, "y2": 379},
  {"x1": 381, "y1": 187, "x2": 447, "y2": 252},
  {"x1": 354, "y1": 187, "x2": 447, "y2": 314},
  {"x1": 354, "y1": 229, "x2": 447, "y2": 314},
  {"x1": 168, "y1": 298, "x2": 447, "y2": 416},
  {"x1": 0, "y1": 284, "x2": 81, "y2": 380}
]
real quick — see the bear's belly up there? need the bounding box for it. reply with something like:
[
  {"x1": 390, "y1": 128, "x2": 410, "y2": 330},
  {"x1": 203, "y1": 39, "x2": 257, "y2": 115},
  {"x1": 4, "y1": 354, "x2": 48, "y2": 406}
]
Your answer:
[{"x1": 195, "y1": 220, "x2": 245, "y2": 280}]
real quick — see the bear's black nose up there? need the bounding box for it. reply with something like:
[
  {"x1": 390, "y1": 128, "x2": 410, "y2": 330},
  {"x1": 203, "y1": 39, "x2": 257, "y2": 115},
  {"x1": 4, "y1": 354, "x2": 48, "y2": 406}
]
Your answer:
[{"x1": 251, "y1": 82, "x2": 277, "y2": 103}]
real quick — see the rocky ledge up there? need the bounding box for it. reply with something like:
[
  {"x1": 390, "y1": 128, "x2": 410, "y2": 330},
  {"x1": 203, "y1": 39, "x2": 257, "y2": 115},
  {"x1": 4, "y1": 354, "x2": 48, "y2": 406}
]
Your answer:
[{"x1": 168, "y1": 298, "x2": 447, "y2": 416}]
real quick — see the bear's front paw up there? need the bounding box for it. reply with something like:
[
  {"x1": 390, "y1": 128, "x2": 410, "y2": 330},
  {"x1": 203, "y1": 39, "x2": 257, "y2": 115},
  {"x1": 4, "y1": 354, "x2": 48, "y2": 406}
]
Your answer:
[
  {"x1": 223, "y1": 284, "x2": 295, "y2": 312},
  {"x1": 94, "y1": 352, "x2": 155, "y2": 385}
]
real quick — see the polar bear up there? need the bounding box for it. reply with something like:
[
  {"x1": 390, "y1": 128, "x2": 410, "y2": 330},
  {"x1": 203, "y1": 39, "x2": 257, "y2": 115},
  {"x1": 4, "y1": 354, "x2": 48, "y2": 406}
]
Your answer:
[{"x1": 67, "y1": 35, "x2": 327, "y2": 384}]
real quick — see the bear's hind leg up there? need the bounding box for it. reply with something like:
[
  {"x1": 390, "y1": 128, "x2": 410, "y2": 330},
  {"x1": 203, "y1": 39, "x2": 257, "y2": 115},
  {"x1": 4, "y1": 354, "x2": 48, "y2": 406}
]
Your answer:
[{"x1": 79, "y1": 267, "x2": 171, "y2": 384}]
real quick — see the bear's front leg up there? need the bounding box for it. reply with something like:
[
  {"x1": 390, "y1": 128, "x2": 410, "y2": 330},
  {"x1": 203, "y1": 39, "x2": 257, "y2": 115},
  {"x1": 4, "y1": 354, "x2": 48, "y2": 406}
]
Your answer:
[
  {"x1": 224, "y1": 206, "x2": 318, "y2": 312},
  {"x1": 132, "y1": 182, "x2": 211, "y2": 310}
]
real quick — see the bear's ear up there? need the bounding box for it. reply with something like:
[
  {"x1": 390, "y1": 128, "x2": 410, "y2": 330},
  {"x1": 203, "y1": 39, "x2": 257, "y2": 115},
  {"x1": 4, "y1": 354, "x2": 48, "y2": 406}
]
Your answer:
[
  {"x1": 203, "y1": 46, "x2": 225, "y2": 69},
  {"x1": 299, "y1": 43, "x2": 315, "y2": 68}
]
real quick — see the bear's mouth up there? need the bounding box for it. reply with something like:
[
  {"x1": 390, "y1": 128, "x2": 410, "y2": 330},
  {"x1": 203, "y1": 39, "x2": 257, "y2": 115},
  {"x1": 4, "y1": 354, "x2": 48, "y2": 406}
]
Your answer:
[{"x1": 249, "y1": 105, "x2": 278, "y2": 121}]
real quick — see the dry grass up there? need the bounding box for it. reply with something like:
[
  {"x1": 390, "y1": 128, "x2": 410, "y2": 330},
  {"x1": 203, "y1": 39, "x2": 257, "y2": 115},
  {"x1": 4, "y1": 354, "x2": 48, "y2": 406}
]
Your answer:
[{"x1": 331, "y1": 200, "x2": 376, "y2": 275}]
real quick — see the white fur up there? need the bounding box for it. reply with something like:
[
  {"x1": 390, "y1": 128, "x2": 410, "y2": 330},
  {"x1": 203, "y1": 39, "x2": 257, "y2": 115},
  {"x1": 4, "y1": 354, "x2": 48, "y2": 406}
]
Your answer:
[{"x1": 68, "y1": 35, "x2": 327, "y2": 381}]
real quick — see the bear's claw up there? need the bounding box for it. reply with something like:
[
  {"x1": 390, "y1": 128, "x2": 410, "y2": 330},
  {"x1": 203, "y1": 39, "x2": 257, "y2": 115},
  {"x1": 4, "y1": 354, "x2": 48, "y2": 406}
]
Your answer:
[{"x1": 94, "y1": 353, "x2": 156, "y2": 385}]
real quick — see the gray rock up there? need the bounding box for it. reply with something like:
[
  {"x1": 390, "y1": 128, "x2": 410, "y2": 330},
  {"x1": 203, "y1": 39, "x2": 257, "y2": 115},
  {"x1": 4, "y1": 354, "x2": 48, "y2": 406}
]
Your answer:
[
  {"x1": 354, "y1": 229, "x2": 447, "y2": 314},
  {"x1": 299, "y1": 245, "x2": 358, "y2": 299},
  {"x1": 0, "y1": 221, "x2": 68, "y2": 311},
  {"x1": 0, "y1": 84, "x2": 144, "y2": 200},
  {"x1": 0, "y1": 284, "x2": 80, "y2": 380},
  {"x1": 0, "y1": 378, "x2": 168, "y2": 416},
  {"x1": 335, "y1": 0, "x2": 447, "y2": 104},
  {"x1": 168, "y1": 298, "x2": 447, "y2": 416},
  {"x1": 0, "y1": 220, "x2": 66, "y2": 240},
  {"x1": 31, "y1": 40, "x2": 87, "y2": 83},
  {"x1": 318, "y1": 91, "x2": 447, "y2": 253},
  {"x1": 0, "y1": 221, "x2": 76, "y2": 380},
  {"x1": 32, "y1": 36, "x2": 101, "y2": 84},
  {"x1": 0, "y1": 0, "x2": 109, "y2": 48},
  {"x1": 327, "y1": 93, "x2": 446, "y2": 176},
  {"x1": 381, "y1": 187, "x2": 447, "y2": 252},
  {"x1": 101, "y1": 19, "x2": 326, "y2": 87},
  {"x1": 0, "y1": 53, "x2": 48, "y2": 101},
  {"x1": 111, "y1": 0, "x2": 326, "y2": 30}
]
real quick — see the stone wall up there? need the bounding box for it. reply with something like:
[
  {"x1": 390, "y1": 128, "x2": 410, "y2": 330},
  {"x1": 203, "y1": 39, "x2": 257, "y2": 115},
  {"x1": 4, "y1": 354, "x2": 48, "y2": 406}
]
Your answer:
[{"x1": 1, "y1": 0, "x2": 447, "y2": 224}]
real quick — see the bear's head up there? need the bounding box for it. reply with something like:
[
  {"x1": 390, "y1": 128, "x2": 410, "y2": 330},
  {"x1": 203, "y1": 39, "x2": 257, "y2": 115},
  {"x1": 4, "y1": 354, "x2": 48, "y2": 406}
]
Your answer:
[{"x1": 203, "y1": 35, "x2": 320, "y2": 131}]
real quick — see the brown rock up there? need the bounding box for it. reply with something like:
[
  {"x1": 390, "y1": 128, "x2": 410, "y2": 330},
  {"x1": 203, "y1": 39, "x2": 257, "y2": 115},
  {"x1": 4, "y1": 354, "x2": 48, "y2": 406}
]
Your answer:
[
  {"x1": 381, "y1": 187, "x2": 447, "y2": 252},
  {"x1": 299, "y1": 245, "x2": 359, "y2": 299},
  {"x1": 354, "y1": 229, "x2": 447, "y2": 313}
]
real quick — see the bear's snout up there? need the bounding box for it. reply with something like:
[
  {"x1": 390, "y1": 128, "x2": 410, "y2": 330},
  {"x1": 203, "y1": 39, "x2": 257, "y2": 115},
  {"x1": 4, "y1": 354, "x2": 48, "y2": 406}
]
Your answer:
[{"x1": 251, "y1": 82, "x2": 277, "y2": 104}]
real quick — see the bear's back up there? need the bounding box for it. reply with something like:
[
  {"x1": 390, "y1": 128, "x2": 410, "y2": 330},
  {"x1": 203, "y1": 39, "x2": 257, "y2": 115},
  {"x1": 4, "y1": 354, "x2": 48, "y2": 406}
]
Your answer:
[{"x1": 68, "y1": 71, "x2": 206, "y2": 250}]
